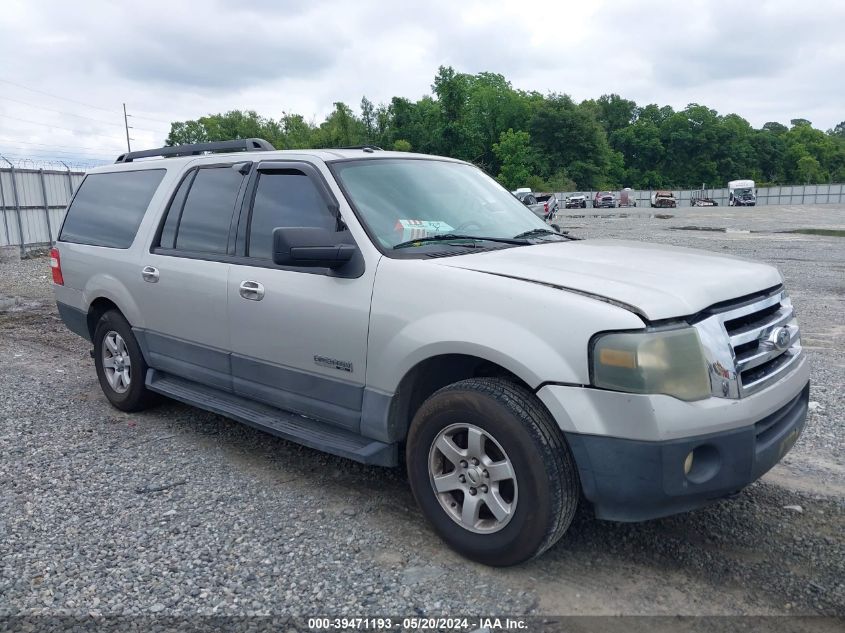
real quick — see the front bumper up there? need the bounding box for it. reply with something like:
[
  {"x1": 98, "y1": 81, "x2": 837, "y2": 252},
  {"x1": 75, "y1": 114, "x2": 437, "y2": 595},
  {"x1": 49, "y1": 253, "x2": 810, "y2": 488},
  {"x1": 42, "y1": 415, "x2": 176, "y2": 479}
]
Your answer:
[{"x1": 564, "y1": 381, "x2": 809, "y2": 521}]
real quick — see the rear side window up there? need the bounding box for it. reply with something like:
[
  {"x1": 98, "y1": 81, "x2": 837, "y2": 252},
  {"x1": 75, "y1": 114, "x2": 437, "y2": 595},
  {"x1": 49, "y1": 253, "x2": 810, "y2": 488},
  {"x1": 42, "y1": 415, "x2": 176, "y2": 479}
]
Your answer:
[
  {"x1": 59, "y1": 169, "x2": 165, "y2": 248},
  {"x1": 157, "y1": 171, "x2": 195, "y2": 250},
  {"x1": 171, "y1": 166, "x2": 245, "y2": 254},
  {"x1": 247, "y1": 171, "x2": 337, "y2": 259}
]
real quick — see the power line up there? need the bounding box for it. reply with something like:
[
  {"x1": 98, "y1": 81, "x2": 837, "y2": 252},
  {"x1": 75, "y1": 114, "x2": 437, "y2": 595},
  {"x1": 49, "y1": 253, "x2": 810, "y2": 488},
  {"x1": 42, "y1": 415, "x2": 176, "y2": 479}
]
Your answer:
[
  {"x1": 0, "y1": 113, "x2": 148, "y2": 141},
  {"x1": 0, "y1": 152, "x2": 109, "y2": 164},
  {"x1": 0, "y1": 137, "x2": 119, "y2": 152},
  {"x1": 0, "y1": 145, "x2": 114, "y2": 158},
  {"x1": 0, "y1": 77, "x2": 175, "y2": 125},
  {"x1": 0, "y1": 95, "x2": 169, "y2": 135}
]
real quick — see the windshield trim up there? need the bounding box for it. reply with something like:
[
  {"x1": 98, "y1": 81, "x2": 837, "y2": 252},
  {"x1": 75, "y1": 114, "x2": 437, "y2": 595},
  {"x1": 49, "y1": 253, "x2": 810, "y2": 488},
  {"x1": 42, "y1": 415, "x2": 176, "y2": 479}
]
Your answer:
[{"x1": 326, "y1": 156, "x2": 536, "y2": 259}]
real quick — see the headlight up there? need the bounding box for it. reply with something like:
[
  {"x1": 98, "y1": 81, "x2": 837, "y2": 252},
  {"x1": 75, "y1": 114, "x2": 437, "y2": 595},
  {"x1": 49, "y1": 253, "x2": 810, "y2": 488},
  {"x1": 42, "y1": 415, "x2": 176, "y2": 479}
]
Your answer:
[{"x1": 591, "y1": 328, "x2": 711, "y2": 401}]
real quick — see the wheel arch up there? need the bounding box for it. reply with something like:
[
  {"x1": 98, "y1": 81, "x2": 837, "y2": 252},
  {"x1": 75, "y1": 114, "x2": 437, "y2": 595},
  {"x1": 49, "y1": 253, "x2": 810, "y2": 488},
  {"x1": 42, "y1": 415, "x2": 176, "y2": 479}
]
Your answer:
[
  {"x1": 86, "y1": 297, "x2": 123, "y2": 339},
  {"x1": 82, "y1": 273, "x2": 145, "y2": 338},
  {"x1": 381, "y1": 353, "x2": 544, "y2": 444}
]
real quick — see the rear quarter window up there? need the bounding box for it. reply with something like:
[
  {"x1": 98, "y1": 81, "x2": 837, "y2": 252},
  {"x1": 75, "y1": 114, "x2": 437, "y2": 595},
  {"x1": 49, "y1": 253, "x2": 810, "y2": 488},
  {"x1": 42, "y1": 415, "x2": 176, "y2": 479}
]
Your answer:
[{"x1": 59, "y1": 169, "x2": 165, "y2": 248}]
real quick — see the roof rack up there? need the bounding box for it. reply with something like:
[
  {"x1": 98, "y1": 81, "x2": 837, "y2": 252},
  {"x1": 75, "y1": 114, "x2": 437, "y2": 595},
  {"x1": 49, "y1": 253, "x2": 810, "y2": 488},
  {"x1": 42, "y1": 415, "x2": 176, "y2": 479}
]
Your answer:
[{"x1": 115, "y1": 138, "x2": 275, "y2": 163}]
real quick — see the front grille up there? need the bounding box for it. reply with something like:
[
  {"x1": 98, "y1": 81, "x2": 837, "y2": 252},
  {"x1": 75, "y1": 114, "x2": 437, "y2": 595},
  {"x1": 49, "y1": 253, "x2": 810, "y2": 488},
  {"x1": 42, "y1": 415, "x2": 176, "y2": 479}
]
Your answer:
[{"x1": 720, "y1": 289, "x2": 802, "y2": 396}]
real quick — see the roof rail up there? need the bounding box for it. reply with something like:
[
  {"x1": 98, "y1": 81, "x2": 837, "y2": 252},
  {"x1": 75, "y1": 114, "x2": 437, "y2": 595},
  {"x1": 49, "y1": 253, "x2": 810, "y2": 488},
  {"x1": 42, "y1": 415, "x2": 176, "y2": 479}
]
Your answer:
[
  {"x1": 333, "y1": 145, "x2": 384, "y2": 152},
  {"x1": 115, "y1": 138, "x2": 276, "y2": 163}
]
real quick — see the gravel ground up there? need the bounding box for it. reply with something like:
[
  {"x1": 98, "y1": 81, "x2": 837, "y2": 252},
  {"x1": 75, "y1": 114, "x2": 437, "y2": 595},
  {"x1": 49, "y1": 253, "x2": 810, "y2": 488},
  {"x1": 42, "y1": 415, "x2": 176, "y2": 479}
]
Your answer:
[{"x1": 1, "y1": 205, "x2": 843, "y2": 620}]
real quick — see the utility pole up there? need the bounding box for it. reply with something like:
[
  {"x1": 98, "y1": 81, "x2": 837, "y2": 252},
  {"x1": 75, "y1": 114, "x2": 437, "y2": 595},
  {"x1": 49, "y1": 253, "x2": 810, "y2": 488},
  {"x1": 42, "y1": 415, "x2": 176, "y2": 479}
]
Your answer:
[{"x1": 123, "y1": 103, "x2": 132, "y2": 152}]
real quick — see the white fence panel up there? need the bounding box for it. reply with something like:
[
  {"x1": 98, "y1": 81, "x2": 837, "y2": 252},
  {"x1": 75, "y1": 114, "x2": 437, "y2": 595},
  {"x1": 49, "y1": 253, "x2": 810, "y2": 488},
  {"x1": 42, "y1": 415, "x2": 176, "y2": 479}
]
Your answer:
[{"x1": 0, "y1": 166, "x2": 85, "y2": 252}]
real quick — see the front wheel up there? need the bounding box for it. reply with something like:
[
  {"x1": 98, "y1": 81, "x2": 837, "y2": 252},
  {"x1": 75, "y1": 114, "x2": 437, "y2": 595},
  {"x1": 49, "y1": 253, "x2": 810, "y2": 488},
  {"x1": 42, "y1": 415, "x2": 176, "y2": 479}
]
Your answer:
[{"x1": 406, "y1": 378, "x2": 580, "y2": 566}]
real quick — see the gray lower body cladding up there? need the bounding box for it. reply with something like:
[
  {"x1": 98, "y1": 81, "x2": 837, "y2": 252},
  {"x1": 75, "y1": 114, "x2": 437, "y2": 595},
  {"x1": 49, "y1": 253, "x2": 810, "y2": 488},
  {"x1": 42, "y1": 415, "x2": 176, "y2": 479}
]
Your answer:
[
  {"x1": 565, "y1": 382, "x2": 809, "y2": 521},
  {"x1": 56, "y1": 301, "x2": 90, "y2": 341}
]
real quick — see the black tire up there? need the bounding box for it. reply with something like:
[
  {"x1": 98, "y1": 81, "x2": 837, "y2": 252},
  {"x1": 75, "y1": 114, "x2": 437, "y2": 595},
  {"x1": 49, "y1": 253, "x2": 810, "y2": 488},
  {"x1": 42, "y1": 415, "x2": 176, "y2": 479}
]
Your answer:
[
  {"x1": 93, "y1": 310, "x2": 157, "y2": 412},
  {"x1": 406, "y1": 378, "x2": 579, "y2": 566}
]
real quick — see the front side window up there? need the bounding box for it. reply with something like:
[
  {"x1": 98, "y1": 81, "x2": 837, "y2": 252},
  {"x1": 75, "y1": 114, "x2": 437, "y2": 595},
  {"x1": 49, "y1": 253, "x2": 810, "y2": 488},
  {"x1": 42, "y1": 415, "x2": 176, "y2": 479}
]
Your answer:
[
  {"x1": 247, "y1": 171, "x2": 337, "y2": 259},
  {"x1": 173, "y1": 166, "x2": 245, "y2": 254},
  {"x1": 59, "y1": 169, "x2": 165, "y2": 248},
  {"x1": 331, "y1": 159, "x2": 549, "y2": 252}
]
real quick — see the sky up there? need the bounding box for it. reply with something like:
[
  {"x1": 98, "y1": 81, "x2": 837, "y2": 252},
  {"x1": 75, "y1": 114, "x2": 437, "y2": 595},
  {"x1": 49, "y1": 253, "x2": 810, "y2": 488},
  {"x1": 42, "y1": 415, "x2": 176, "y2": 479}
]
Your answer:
[{"x1": 0, "y1": 0, "x2": 843, "y2": 166}]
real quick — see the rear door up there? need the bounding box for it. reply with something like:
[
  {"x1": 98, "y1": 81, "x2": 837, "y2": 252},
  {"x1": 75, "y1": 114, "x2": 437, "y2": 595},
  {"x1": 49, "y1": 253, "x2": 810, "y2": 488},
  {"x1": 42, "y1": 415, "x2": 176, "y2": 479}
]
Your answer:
[
  {"x1": 226, "y1": 161, "x2": 374, "y2": 432},
  {"x1": 135, "y1": 162, "x2": 249, "y2": 390}
]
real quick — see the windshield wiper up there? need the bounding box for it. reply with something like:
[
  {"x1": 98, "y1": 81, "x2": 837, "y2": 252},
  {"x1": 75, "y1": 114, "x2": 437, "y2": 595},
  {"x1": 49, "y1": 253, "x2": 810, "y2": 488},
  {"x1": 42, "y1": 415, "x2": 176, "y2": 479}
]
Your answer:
[
  {"x1": 393, "y1": 233, "x2": 529, "y2": 250},
  {"x1": 512, "y1": 228, "x2": 576, "y2": 241}
]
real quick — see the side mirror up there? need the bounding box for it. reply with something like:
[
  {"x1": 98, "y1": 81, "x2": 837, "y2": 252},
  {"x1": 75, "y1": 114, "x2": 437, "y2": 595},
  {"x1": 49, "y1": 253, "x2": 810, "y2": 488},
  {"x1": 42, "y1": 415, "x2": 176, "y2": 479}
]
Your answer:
[{"x1": 272, "y1": 227, "x2": 356, "y2": 269}]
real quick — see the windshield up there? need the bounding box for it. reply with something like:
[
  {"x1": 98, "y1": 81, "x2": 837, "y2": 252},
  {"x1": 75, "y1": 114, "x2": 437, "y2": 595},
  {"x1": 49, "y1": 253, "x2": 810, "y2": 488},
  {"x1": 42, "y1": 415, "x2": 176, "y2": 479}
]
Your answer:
[
  {"x1": 332, "y1": 159, "x2": 549, "y2": 250},
  {"x1": 734, "y1": 187, "x2": 753, "y2": 196}
]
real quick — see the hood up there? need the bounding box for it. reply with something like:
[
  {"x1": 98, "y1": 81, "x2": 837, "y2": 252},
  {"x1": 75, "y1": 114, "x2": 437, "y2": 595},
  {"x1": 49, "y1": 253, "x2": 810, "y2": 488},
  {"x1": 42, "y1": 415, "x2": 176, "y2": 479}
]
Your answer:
[{"x1": 434, "y1": 239, "x2": 782, "y2": 321}]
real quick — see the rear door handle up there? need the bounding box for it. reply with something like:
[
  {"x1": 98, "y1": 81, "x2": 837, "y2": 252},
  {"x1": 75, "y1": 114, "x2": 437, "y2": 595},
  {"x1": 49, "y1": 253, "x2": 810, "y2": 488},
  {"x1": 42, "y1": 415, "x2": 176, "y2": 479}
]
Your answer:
[
  {"x1": 141, "y1": 266, "x2": 159, "y2": 283},
  {"x1": 239, "y1": 280, "x2": 265, "y2": 301}
]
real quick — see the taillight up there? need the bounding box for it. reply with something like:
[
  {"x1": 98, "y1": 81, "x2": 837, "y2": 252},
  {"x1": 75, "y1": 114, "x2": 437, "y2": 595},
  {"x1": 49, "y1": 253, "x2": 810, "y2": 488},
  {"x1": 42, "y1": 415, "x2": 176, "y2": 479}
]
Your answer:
[
  {"x1": 50, "y1": 247, "x2": 64, "y2": 285},
  {"x1": 544, "y1": 202, "x2": 549, "y2": 212}
]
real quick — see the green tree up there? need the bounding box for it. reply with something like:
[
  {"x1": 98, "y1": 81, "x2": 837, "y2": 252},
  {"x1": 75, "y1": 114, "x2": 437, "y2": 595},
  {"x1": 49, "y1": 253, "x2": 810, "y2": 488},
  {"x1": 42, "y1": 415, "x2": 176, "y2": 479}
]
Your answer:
[
  {"x1": 163, "y1": 68, "x2": 843, "y2": 190},
  {"x1": 796, "y1": 155, "x2": 822, "y2": 183},
  {"x1": 528, "y1": 95, "x2": 613, "y2": 189},
  {"x1": 280, "y1": 112, "x2": 314, "y2": 149},
  {"x1": 166, "y1": 110, "x2": 282, "y2": 147},
  {"x1": 492, "y1": 129, "x2": 534, "y2": 190},
  {"x1": 432, "y1": 66, "x2": 473, "y2": 158},
  {"x1": 360, "y1": 97, "x2": 376, "y2": 142},
  {"x1": 592, "y1": 94, "x2": 637, "y2": 136}
]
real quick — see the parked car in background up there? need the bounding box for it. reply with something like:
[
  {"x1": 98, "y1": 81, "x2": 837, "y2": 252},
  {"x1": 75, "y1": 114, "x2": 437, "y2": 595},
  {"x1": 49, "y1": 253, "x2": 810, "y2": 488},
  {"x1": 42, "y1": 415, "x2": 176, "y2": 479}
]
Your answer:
[
  {"x1": 728, "y1": 180, "x2": 757, "y2": 206},
  {"x1": 618, "y1": 188, "x2": 637, "y2": 207},
  {"x1": 534, "y1": 193, "x2": 559, "y2": 219},
  {"x1": 514, "y1": 191, "x2": 557, "y2": 220},
  {"x1": 593, "y1": 191, "x2": 617, "y2": 208},
  {"x1": 650, "y1": 191, "x2": 677, "y2": 208},
  {"x1": 691, "y1": 185, "x2": 719, "y2": 207},
  {"x1": 565, "y1": 194, "x2": 587, "y2": 209},
  {"x1": 514, "y1": 191, "x2": 545, "y2": 219}
]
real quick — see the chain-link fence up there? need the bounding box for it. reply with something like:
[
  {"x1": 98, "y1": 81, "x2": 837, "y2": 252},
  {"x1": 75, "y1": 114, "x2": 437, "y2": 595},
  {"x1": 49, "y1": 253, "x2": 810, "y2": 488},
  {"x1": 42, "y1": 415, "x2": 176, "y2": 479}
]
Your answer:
[
  {"x1": 0, "y1": 158, "x2": 85, "y2": 255},
  {"x1": 556, "y1": 183, "x2": 845, "y2": 209}
]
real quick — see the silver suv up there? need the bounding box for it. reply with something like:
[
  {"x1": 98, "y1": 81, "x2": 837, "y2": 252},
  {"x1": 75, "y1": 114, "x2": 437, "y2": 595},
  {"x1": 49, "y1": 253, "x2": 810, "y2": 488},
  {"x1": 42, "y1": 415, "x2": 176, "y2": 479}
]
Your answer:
[{"x1": 52, "y1": 139, "x2": 809, "y2": 566}]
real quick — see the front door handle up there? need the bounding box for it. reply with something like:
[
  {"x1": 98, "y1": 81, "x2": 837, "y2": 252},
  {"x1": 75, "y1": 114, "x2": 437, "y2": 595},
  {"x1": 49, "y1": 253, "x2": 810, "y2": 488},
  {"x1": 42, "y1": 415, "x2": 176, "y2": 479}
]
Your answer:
[
  {"x1": 141, "y1": 266, "x2": 159, "y2": 283},
  {"x1": 239, "y1": 280, "x2": 265, "y2": 301}
]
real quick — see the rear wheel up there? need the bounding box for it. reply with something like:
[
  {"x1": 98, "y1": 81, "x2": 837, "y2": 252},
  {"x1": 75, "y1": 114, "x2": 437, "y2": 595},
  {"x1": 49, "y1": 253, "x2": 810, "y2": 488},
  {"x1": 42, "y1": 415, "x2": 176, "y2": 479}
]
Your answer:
[
  {"x1": 406, "y1": 378, "x2": 579, "y2": 566},
  {"x1": 93, "y1": 310, "x2": 157, "y2": 412}
]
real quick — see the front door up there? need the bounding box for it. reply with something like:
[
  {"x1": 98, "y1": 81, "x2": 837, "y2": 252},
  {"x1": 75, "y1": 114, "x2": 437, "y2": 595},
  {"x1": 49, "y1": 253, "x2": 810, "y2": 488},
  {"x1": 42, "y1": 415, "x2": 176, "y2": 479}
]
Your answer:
[{"x1": 227, "y1": 163, "x2": 374, "y2": 431}]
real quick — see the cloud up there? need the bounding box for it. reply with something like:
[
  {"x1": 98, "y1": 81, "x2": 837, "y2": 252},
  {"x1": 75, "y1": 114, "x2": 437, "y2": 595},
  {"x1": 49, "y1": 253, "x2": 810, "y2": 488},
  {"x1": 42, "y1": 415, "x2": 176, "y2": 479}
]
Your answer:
[{"x1": 0, "y1": 0, "x2": 842, "y2": 165}]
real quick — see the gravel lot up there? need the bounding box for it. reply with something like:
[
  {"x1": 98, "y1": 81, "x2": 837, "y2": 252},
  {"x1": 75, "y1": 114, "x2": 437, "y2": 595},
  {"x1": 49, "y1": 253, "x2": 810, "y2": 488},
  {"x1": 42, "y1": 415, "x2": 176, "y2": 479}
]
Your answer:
[{"x1": 1, "y1": 204, "x2": 843, "y2": 619}]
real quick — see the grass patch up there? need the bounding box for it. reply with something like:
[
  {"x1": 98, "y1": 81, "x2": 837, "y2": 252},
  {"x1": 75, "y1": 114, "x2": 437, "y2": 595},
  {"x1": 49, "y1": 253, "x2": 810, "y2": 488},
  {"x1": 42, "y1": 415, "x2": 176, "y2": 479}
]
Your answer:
[{"x1": 788, "y1": 228, "x2": 845, "y2": 237}]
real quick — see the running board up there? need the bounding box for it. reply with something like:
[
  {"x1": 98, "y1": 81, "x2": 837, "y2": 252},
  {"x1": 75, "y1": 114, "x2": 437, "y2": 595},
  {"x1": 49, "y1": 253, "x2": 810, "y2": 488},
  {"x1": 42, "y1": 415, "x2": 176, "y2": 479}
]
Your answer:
[{"x1": 145, "y1": 370, "x2": 397, "y2": 467}]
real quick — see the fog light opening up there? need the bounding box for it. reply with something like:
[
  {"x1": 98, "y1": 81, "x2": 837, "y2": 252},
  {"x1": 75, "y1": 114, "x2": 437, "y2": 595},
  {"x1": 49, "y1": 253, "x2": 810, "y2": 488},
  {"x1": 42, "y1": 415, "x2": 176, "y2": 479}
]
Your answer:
[
  {"x1": 683, "y1": 451, "x2": 694, "y2": 475},
  {"x1": 684, "y1": 444, "x2": 721, "y2": 484}
]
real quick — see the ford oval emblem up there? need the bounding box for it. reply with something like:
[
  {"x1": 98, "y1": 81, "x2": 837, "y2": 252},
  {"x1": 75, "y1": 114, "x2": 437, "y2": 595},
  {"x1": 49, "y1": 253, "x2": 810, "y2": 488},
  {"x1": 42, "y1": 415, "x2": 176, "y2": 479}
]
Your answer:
[{"x1": 773, "y1": 327, "x2": 791, "y2": 351}]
